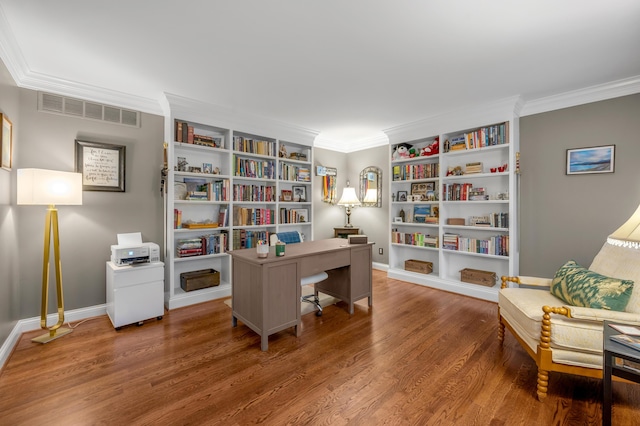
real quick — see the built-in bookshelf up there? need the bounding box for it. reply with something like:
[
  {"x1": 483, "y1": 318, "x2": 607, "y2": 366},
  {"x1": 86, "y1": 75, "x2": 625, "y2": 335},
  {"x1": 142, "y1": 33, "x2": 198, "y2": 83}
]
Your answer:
[
  {"x1": 163, "y1": 94, "x2": 317, "y2": 310},
  {"x1": 385, "y1": 97, "x2": 520, "y2": 302}
]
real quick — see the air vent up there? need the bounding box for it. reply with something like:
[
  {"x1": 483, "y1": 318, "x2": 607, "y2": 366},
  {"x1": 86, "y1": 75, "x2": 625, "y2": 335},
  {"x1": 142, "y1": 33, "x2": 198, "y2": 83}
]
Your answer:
[{"x1": 38, "y1": 92, "x2": 140, "y2": 127}]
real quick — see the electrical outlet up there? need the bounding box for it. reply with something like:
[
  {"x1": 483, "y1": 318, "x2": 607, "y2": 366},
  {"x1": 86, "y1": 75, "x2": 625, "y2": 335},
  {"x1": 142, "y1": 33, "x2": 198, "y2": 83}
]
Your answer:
[{"x1": 378, "y1": 248, "x2": 383, "y2": 255}]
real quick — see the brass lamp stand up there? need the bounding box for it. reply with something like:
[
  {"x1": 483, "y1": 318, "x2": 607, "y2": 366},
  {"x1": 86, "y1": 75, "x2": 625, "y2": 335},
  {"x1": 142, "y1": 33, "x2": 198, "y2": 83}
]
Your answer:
[{"x1": 32, "y1": 204, "x2": 72, "y2": 343}]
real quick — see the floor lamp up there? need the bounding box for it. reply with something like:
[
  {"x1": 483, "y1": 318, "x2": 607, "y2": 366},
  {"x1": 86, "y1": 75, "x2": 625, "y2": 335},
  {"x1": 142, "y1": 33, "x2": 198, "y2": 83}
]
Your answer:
[
  {"x1": 17, "y1": 168, "x2": 83, "y2": 344},
  {"x1": 337, "y1": 186, "x2": 361, "y2": 228}
]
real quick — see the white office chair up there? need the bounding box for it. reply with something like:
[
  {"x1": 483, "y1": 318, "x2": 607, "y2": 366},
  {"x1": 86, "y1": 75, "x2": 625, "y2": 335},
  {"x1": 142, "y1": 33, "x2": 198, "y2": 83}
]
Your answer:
[{"x1": 269, "y1": 231, "x2": 328, "y2": 316}]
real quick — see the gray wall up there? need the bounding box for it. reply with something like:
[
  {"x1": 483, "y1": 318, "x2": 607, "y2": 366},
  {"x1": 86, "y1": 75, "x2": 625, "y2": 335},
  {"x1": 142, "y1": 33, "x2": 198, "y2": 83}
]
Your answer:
[
  {"x1": 520, "y1": 93, "x2": 640, "y2": 277},
  {"x1": 313, "y1": 145, "x2": 389, "y2": 265},
  {"x1": 0, "y1": 59, "x2": 21, "y2": 343},
  {"x1": 0, "y1": 67, "x2": 164, "y2": 339}
]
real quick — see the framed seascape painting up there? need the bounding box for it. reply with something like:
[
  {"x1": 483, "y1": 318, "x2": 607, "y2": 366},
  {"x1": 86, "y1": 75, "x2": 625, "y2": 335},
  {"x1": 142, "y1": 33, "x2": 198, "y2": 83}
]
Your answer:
[{"x1": 566, "y1": 145, "x2": 615, "y2": 175}]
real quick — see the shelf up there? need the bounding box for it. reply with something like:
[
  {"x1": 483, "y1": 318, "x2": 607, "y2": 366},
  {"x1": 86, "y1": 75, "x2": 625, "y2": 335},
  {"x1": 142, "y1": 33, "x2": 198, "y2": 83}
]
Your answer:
[
  {"x1": 164, "y1": 102, "x2": 315, "y2": 310},
  {"x1": 387, "y1": 107, "x2": 518, "y2": 303}
]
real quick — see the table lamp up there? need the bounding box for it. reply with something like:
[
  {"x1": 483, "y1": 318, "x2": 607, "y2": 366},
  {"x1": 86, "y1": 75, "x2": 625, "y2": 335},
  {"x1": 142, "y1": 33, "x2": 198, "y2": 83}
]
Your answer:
[
  {"x1": 608, "y1": 203, "x2": 640, "y2": 249},
  {"x1": 337, "y1": 186, "x2": 361, "y2": 228},
  {"x1": 17, "y1": 168, "x2": 83, "y2": 343}
]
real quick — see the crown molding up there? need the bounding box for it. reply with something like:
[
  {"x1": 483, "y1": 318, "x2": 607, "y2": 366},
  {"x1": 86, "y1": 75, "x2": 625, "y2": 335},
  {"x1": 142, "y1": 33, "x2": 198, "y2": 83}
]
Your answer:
[
  {"x1": 163, "y1": 93, "x2": 319, "y2": 145},
  {"x1": 315, "y1": 133, "x2": 389, "y2": 153},
  {"x1": 520, "y1": 76, "x2": 640, "y2": 116}
]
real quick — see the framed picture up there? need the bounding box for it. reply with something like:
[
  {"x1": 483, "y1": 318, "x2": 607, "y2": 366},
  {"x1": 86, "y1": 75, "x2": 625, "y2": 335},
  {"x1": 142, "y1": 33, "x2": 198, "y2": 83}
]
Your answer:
[
  {"x1": 75, "y1": 140, "x2": 126, "y2": 192},
  {"x1": 425, "y1": 182, "x2": 435, "y2": 191},
  {"x1": 292, "y1": 208, "x2": 309, "y2": 222},
  {"x1": 292, "y1": 185, "x2": 307, "y2": 202},
  {"x1": 411, "y1": 182, "x2": 428, "y2": 201},
  {"x1": 397, "y1": 191, "x2": 408, "y2": 202},
  {"x1": 393, "y1": 217, "x2": 404, "y2": 223},
  {"x1": 281, "y1": 189, "x2": 293, "y2": 201},
  {"x1": 202, "y1": 163, "x2": 212, "y2": 173},
  {"x1": 1, "y1": 113, "x2": 12, "y2": 170},
  {"x1": 566, "y1": 145, "x2": 615, "y2": 175}
]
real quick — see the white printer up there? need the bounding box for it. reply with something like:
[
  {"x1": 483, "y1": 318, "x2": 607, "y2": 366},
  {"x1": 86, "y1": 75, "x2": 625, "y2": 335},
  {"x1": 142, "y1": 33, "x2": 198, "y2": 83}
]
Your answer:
[{"x1": 110, "y1": 232, "x2": 160, "y2": 266}]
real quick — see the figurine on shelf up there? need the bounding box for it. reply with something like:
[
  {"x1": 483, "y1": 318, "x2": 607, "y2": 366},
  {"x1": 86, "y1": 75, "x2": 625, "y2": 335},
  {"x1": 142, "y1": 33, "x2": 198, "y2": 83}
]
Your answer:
[{"x1": 279, "y1": 144, "x2": 288, "y2": 158}]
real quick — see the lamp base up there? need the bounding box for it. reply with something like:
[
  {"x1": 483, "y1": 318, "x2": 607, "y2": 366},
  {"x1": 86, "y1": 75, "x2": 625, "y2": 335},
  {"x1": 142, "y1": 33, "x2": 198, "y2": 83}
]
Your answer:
[
  {"x1": 31, "y1": 327, "x2": 72, "y2": 344},
  {"x1": 343, "y1": 223, "x2": 354, "y2": 228}
]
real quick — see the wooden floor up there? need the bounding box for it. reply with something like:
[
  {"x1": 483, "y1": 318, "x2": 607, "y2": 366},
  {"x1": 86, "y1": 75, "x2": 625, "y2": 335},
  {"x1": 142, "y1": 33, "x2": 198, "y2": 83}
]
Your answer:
[{"x1": 1, "y1": 270, "x2": 639, "y2": 425}]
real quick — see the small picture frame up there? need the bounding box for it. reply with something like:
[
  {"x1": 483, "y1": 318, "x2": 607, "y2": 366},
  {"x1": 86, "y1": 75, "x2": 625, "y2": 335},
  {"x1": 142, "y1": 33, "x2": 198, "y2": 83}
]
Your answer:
[
  {"x1": 566, "y1": 145, "x2": 615, "y2": 175},
  {"x1": 202, "y1": 163, "x2": 212, "y2": 173},
  {"x1": 189, "y1": 166, "x2": 202, "y2": 173},
  {"x1": 292, "y1": 185, "x2": 307, "y2": 202},
  {"x1": 393, "y1": 217, "x2": 404, "y2": 223},
  {"x1": 411, "y1": 183, "x2": 428, "y2": 201},
  {"x1": 1, "y1": 113, "x2": 12, "y2": 171},
  {"x1": 281, "y1": 189, "x2": 293, "y2": 201},
  {"x1": 75, "y1": 140, "x2": 126, "y2": 192},
  {"x1": 397, "y1": 191, "x2": 408, "y2": 202}
]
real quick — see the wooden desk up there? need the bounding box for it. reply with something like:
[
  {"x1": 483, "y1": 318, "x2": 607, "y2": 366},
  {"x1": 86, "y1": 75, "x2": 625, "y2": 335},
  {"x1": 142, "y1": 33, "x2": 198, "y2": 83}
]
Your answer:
[
  {"x1": 230, "y1": 238, "x2": 373, "y2": 350},
  {"x1": 334, "y1": 227, "x2": 360, "y2": 238}
]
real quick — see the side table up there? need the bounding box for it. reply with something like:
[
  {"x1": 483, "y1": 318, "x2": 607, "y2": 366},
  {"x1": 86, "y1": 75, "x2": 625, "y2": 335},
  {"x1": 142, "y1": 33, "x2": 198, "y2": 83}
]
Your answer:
[
  {"x1": 334, "y1": 226, "x2": 359, "y2": 239},
  {"x1": 603, "y1": 321, "x2": 640, "y2": 426}
]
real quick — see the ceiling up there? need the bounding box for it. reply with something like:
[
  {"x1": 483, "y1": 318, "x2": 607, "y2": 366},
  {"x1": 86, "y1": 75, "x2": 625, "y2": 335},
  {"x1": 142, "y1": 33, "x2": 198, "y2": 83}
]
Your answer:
[{"x1": 1, "y1": 1, "x2": 639, "y2": 152}]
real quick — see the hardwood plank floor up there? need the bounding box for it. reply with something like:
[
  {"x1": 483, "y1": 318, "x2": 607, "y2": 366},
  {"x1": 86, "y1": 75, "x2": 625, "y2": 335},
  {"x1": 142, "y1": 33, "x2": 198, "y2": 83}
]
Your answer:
[{"x1": 1, "y1": 270, "x2": 639, "y2": 425}]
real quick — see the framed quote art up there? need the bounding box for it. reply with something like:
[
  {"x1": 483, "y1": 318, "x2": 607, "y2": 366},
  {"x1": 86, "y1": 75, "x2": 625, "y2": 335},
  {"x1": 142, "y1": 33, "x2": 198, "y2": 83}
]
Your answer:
[{"x1": 75, "y1": 140, "x2": 126, "y2": 191}]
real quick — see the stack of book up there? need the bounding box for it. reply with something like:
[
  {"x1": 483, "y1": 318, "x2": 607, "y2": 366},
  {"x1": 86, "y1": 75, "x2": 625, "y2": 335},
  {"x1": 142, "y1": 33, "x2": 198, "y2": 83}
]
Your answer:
[
  {"x1": 465, "y1": 162, "x2": 483, "y2": 174},
  {"x1": 177, "y1": 238, "x2": 203, "y2": 257},
  {"x1": 443, "y1": 233, "x2": 459, "y2": 250}
]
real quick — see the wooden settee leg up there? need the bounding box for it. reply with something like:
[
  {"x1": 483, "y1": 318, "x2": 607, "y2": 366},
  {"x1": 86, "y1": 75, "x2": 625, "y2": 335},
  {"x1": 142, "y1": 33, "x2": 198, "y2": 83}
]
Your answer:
[
  {"x1": 537, "y1": 369, "x2": 549, "y2": 401},
  {"x1": 498, "y1": 314, "x2": 505, "y2": 344}
]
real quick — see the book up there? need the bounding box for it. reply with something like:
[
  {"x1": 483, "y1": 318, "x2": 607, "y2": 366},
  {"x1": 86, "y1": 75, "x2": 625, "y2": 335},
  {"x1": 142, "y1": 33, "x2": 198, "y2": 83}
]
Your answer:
[
  {"x1": 614, "y1": 356, "x2": 640, "y2": 373},
  {"x1": 610, "y1": 334, "x2": 640, "y2": 352},
  {"x1": 609, "y1": 324, "x2": 640, "y2": 336}
]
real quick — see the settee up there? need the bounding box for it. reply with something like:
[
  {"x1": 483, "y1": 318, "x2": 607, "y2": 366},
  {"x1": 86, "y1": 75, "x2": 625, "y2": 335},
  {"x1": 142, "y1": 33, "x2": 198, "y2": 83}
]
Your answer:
[{"x1": 498, "y1": 237, "x2": 640, "y2": 400}]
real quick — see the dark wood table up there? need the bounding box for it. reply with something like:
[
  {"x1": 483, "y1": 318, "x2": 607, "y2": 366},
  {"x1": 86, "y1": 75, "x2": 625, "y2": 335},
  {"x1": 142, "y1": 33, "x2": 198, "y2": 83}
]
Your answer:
[{"x1": 603, "y1": 321, "x2": 640, "y2": 426}]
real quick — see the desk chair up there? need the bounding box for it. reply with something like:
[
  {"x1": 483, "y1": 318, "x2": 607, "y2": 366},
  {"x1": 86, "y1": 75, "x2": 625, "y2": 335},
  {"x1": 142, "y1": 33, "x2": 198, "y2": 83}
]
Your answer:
[{"x1": 270, "y1": 231, "x2": 328, "y2": 316}]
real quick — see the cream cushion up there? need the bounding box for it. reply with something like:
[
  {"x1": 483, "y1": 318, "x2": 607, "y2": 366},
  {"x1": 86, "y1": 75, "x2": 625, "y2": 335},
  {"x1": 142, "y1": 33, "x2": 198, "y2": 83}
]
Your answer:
[{"x1": 499, "y1": 288, "x2": 603, "y2": 368}]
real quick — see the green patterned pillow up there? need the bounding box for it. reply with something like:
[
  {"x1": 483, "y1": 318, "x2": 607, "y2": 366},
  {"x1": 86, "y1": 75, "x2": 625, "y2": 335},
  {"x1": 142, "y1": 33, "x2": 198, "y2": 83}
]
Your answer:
[{"x1": 550, "y1": 260, "x2": 634, "y2": 311}]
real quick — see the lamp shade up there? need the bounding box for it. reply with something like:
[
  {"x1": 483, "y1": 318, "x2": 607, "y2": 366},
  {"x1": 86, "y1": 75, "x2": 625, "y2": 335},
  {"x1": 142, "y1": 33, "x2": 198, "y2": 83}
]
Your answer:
[
  {"x1": 337, "y1": 187, "x2": 361, "y2": 207},
  {"x1": 608, "y1": 203, "x2": 640, "y2": 249},
  {"x1": 17, "y1": 168, "x2": 83, "y2": 206},
  {"x1": 363, "y1": 188, "x2": 378, "y2": 204}
]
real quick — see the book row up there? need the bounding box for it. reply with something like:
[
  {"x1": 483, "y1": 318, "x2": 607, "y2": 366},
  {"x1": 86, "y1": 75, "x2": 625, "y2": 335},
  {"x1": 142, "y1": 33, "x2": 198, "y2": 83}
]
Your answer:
[
  {"x1": 442, "y1": 233, "x2": 509, "y2": 256},
  {"x1": 392, "y1": 162, "x2": 439, "y2": 181},
  {"x1": 442, "y1": 183, "x2": 491, "y2": 201},
  {"x1": 468, "y1": 213, "x2": 509, "y2": 228},
  {"x1": 233, "y1": 184, "x2": 276, "y2": 202},
  {"x1": 181, "y1": 179, "x2": 230, "y2": 201},
  {"x1": 279, "y1": 163, "x2": 311, "y2": 182},
  {"x1": 176, "y1": 233, "x2": 228, "y2": 258},
  {"x1": 279, "y1": 207, "x2": 309, "y2": 224},
  {"x1": 233, "y1": 156, "x2": 276, "y2": 179},
  {"x1": 447, "y1": 122, "x2": 509, "y2": 151},
  {"x1": 232, "y1": 229, "x2": 271, "y2": 250},
  {"x1": 391, "y1": 231, "x2": 438, "y2": 248},
  {"x1": 175, "y1": 120, "x2": 224, "y2": 148},
  {"x1": 232, "y1": 136, "x2": 276, "y2": 157},
  {"x1": 233, "y1": 207, "x2": 275, "y2": 226}
]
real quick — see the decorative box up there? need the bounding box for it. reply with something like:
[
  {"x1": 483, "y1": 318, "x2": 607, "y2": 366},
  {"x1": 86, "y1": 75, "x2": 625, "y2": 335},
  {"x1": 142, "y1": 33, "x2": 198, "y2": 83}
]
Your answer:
[
  {"x1": 447, "y1": 218, "x2": 465, "y2": 225},
  {"x1": 180, "y1": 269, "x2": 220, "y2": 292},
  {"x1": 405, "y1": 259, "x2": 433, "y2": 274},
  {"x1": 460, "y1": 268, "x2": 497, "y2": 287}
]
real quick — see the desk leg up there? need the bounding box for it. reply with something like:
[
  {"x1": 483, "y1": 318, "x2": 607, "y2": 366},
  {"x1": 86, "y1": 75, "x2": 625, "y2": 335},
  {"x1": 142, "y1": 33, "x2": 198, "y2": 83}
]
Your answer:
[
  {"x1": 261, "y1": 334, "x2": 269, "y2": 351},
  {"x1": 603, "y1": 351, "x2": 612, "y2": 426}
]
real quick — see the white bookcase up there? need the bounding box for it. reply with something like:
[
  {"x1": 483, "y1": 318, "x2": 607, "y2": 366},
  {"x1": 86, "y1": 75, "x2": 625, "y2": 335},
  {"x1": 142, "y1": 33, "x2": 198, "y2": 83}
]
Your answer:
[
  {"x1": 385, "y1": 97, "x2": 521, "y2": 302},
  {"x1": 162, "y1": 94, "x2": 317, "y2": 310}
]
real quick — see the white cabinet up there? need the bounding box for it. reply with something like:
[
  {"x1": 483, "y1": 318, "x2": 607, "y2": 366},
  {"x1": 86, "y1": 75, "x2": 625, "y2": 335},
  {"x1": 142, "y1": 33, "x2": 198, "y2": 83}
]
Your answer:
[
  {"x1": 106, "y1": 261, "x2": 165, "y2": 329},
  {"x1": 162, "y1": 94, "x2": 317, "y2": 310},
  {"x1": 385, "y1": 97, "x2": 520, "y2": 302}
]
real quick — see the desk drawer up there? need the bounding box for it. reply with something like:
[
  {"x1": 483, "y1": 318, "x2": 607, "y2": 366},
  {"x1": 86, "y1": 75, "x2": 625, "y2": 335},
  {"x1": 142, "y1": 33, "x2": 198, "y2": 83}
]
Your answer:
[{"x1": 301, "y1": 250, "x2": 349, "y2": 276}]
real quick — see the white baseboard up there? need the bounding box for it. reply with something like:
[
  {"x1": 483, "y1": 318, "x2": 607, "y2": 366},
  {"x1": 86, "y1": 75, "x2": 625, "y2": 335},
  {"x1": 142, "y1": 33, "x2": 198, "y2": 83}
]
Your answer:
[
  {"x1": 0, "y1": 304, "x2": 106, "y2": 371},
  {"x1": 372, "y1": 262, "x2": 388, "y2": 272}
]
